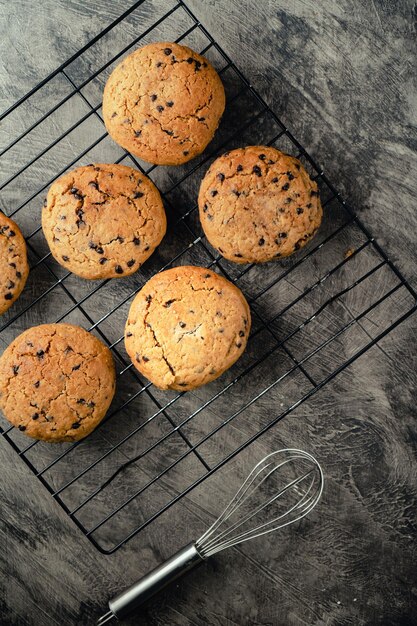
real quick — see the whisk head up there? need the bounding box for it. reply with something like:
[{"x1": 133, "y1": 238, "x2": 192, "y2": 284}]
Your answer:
[{"x1": 196, "y1": 448, "x2": 323, "y2": 558}]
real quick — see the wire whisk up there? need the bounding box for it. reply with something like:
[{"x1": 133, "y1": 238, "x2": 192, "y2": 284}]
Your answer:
[{"x1": 98, "y1": 448, "x2": 323, "y2": 624}]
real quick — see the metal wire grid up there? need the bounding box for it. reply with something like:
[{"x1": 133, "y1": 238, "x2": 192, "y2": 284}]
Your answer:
[{"x1": 0, "y1": 0, "x2": 416, "y2": 554}]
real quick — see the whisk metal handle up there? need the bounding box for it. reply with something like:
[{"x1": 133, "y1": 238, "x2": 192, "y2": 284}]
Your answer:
[{"x1": 105, "y1": 542, "x2": 203, "y2": 621}]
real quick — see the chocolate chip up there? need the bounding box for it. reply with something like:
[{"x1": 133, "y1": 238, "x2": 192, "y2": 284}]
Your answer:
[
  {"x1": 70, "y1": 187, "x2": 78, "y2": 194},
  {"x1": 88, "y1": 181, "x2": 99, "y2": 189},
  {"x1": 13, "y1": 365, "x2": 19, "y2": 375},
  {"x1": 62, "y1": 255, "x2": 69, "y2": 262},
  {"x1": 179, "y1": 321, "x2": 186, "y2": 328},
  {"x1": 203, "y1": 204, "x2": 208, "y2": 212},
  {"x1": 71, "y1": 423, "x2": 81, "y2": 429},
  {"x1": 311, "y1": 190, "x2": 319, "y2": 196},
  {"x1": 72, "y1": 364, "x2": 80, "y2": 371},
  {"x1": 234, "y1": 253, "x2": 243, "y2": 258},
  {"x1": 135, "y1": 353, "x2": 141, "y2": 363},
  {"x1": 32, "y1": 412, "x2": 39, "y2": 419},
  {"x1": 239, "y1": 330, "x2": 245, "y2": 337},
  {"x1": 183, "y1": 150, "x2": 189, "y2": 156},
  {"x1": 166, "y1": 101, "x2": 174, "y2": 107},
  {"x1": 8, "y1": 230, "x2": 15, "y2": 237},
  {"x1": 164, "y1": 299, "x2": 175, "y2": 307},
  {"x1": 258, "y1": 237, "x2": 265, "y2": 246},
  {"x1": 88, "y1": 241, "x2": 97, "y2": 250},
  {"x1": 36, "y1": 350, "x2": 44, "y2": 358},
  {"x1": 134, "y1": 130, "x2": 142, "y2": 137},
  {"x1": 111, "y1": 112, "x2": 117, "y2": 118},
  {"x1": 156, "y1": 61, "x2": 162, "y2": 67},
  {"x1": 243, "y1": 318, "x2": 248, "y2": 326},
  {"x1": 133, "y1": 237, "x2": 140, "y2": 246},
  {"x1": 9, "y1": 263, "x2": 16, "y2": 268},
  {"x1": 287, "y1": 171, "x2": 295, "y2": 180},
  {"x1": 126, "y1": 331, "x2": 133, "y2": 337},
  {"x1": 268, "y1": 159, "x2": 275, "y2": 165},
  {"x1": 306, "y1": 203, "x2": 312, "y2": 208},
  {"x1": 295, "y1": 163, "x2": 301, "y2": 170},
  {"x1": 297, "y1": 207, "x2": 304, "y2": 214},
  {"x1": 34, "y1": 382, "x2": 40, "y2": 388},
  {"x1": 218, "y1": 328, "x2": 224, "y2": 333},
  {"x1": 232, "y1": 189, "x2": 240, "y2": 197},
  {"x1": 187, "y1": 57, "x2": 193, "y2": 64},
  {"x1": 164, "y1": 48, "x2": 172, "y2": 55},
  {"x1": 144, "y1": 245, "x2": 150, "y2": 251},
  {"x1": 237, "y1": 164, "x2": 243, "y2": 172},
  {"x1": 115, "y1": 265, "x2": 124, "y2": 274},
  {"x1": 65, "y1": 345, "x2": 73, "y2": 353},
  {"x1": 43, "y1": 198, "x2": 47, "y2": 207},
  {"x1": 210, "y1": 190, "x2": 218, "y2": 197},
  {"x1": 77, "y1": 398, "x2": 86, "y2": 405},
  {"x1": 294, "y1": 242, "x2": 301, "y2": 250},
  {"x1": 194, "y1": 60, "x2": 202, "y2": 71},
  {"x1": 163, "y1": 129, "x2": 174, "y2": 136},
  {"x1": 146, "y1": 295, "x2": 152, "y2": 303},
  {"x1": 204, "y1": 273, "x2": 211, "y2": 278},
  {"x1": 127, "y1": 259, "x2": 135, "y2": 267},
  {"x1": 197, "y1": 116, "x2": 205, "y2": 121},
  {"x1": 117, "y1": 236, "x2": 125, "y2": 243},
  {"x1": 134, "y1": 191, "x2": 144, "y2": 198},
  {"x1": 278, "y1": 232, "x2": 288, "y2": 238},
  {"x1": 259, "y1": 154, "x2": 266, "y2": 160},
  {"x1": 88, "y1": 401, "x2": 95, "y2": 409},
  {"x1": 252, "y1": 165, "x2": 262, "y2": 176},
  {"x1": 156, "y1": 105, "x2": 164, "y2": 112},
  {"x1": 60, "y1": 215, "x2": 66, "y2": 220},
  {"x1": 285, "y1": 197, "x2": 292, "y2": 204},
  {"x1": 96, "y1": 246, "x2": 104, "y2": 255},
  {"x1": 18, "y1": 425, "x2": 26, "y2": 431},
  {"x1": 178, "y1": 382, "x2": 187, "y2": 387},
  {"x1": 217, "y1": 173, "x2": 225, "y2": 182},
  {"x1": 150, "y1": 94, "x2": 157, "y2": 101},
  {"x1": 7, "y1": 280, "x2": 15, "y2": 289},
  {"x1": 15, "y1": 271, "x2": 21, "y2": 279},
  {"x1": 207, "y1": 214, "x2": 213, "y2": 221},
  {"x1": 76, "y1": 208, "x2": 84, "y2": 218},
  {"x1": 236, "y1": 342, "x2": 242, "y2": 348},
  {"x1": 4, "y1": 293, "x2": 13, "y2": 300},
  {"x1": 282, "y1": 182, "x2": 290, "y2": 191},
  {"x1": 142, "y1": 356, "x2": 149, "y2": 362},
  {"x1": 99, "y1": 257, "x2": 108, "y2": 264}
]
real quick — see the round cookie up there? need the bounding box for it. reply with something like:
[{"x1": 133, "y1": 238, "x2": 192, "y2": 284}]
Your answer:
[
  {"x1": 125, "y1": 266, "x2": 251, "y2": 391},
  {"x1": 0, "y1": 324, "x2": 116, "y2": 442},
  {"x1": 198, "y1": 146, "x2": 323, "y2": 264},
  {"x1": 42, "y1": 163, "x2": 166, "y2": 279},
  {"x1": 103, "y1": 42, "x2": 226, "y2": 166},
  {"x1": 0, "y1": 212, "x2": 29, "y2": 315}
]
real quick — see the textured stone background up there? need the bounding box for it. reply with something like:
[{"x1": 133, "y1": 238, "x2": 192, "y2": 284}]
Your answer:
[{"x1": 0, "y1": 1, "x2": 416, "y2": 625}]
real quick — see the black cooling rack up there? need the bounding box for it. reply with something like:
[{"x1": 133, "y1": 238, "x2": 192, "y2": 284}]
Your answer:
[{"x1": 0, "y1": 0, "x2": 416, "y2": 554}]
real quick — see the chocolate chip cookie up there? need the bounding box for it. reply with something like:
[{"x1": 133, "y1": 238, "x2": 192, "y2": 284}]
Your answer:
[
  {"x1": 0, "y1": 211, "x2": 29, "y2": 315},
  {"x1": 42, "y1": 163, "x2": 166, "y2": 279},
  {"x1": 125, "y1": 266, "x2": 251, "y2": 390},
  {"x1": 103, "y1": 42, "x2": 226, "y2": 165},
  {"x1": 0, "y1": 323, "x2": 116, "y2": 442},
  {"x1": 198, "y1": 146, "x2": 323, "y2": 263}
]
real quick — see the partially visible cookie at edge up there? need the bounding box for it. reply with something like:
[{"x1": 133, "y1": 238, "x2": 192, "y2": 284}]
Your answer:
[
  {"x1": 0, "y1": 211, "x2": 29, "y2": 315},
  {"x1": 0, "y1": 323, "x2": 116, "y2": 442},
  {"x1": 103, "y1": 42, "x2": 226, "y2": 165},
  {"x1": 42, "y1": 163, "x2": 167, "y2": 279},
  {"x1": 198, "y1": 146, "x2": 323, "y2": 264},
  {"x1": 125, "y1": 266, "x2": 251, "y2": 391}
]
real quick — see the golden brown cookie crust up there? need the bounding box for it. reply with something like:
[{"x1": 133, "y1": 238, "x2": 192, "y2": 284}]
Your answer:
[
  {"x1": 0, "y1": 324, "x2": 116, "y2": 442},
  {"x1": 42, "y1": 163, "x2": 166, "y2": 279},
  {"x1": 103, "y1": 42, "x2": 226, "y2": 165},
  {"x1": 0, "y1": 212, "x2": 29, "y2": 315},
  {"x1": 125, "y1": 266, "x2": 251, "y2": 391},
  {"x1": 198, "y1": 146, "x2": 323, "y2": 263}
]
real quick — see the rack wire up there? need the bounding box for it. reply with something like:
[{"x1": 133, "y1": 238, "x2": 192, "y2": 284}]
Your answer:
[{"x1": 0, "y1": 0, "x2": 415, "y2": 554}]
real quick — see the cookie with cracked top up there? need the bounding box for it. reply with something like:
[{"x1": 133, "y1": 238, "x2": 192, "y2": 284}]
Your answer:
[
  {"x1": 198, "y1": 146, "x2": 323, "y2": 263},
  {"x1": 103, "y1": 42, "x2": 226, "y2": 165},
  {"x1": 125, "y1": 266, "x2": 251, "y2": 390},
  {"x1": 42, "y1": 163, "x2": 166, "y2": 279},
  {"x1": 0, "y1": 323, "x2": 116, "y2": 442},
  {"x1": 0, "y1": 211, "x2": 29, "y2": 315}
]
